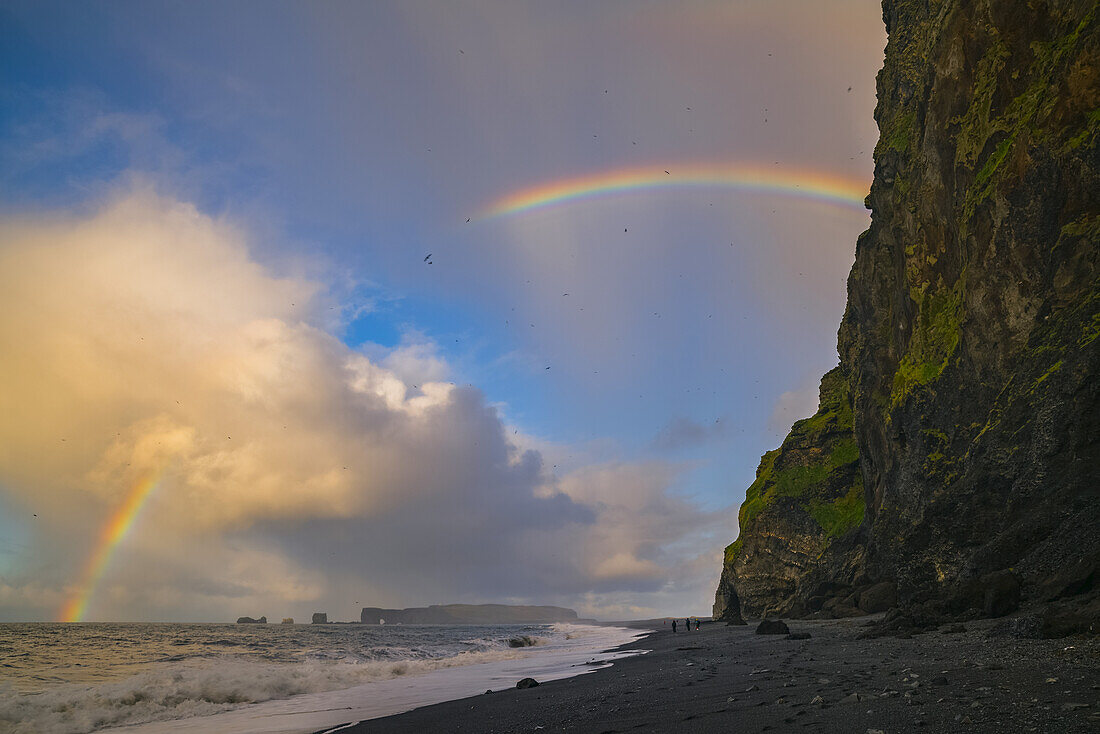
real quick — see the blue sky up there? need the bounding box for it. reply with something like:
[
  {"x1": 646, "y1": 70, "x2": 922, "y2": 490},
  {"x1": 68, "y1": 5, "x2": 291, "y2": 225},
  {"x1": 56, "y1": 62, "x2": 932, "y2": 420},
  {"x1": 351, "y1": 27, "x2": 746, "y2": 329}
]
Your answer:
[{"x1": 0, "y1": 1, "x2": 885, "y2": 620}]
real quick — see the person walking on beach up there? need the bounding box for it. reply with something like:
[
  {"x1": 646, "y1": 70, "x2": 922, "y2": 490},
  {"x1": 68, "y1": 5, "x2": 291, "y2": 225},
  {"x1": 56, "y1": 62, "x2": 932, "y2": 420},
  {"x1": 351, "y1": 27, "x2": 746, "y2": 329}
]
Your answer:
[
  {"x1": 672, "y1": 619, "x2": 677, "y2": 633},
  {"x1": 685, "y1": 618, "x2": 690, "y2": 631},
  {"x1": 694, "y1": 618, "x2": 700, "y2": 631}
]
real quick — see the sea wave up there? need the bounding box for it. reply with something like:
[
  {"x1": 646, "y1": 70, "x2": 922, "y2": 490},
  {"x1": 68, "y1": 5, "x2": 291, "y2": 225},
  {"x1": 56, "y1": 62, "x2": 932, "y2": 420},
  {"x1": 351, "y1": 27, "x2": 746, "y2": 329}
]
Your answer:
[
  {"x1": 505, "y1": 634, "x2": 546, "y2": 648},
  {"x1": 0, "y1": 645, "x2": 546, "y2": 734}
]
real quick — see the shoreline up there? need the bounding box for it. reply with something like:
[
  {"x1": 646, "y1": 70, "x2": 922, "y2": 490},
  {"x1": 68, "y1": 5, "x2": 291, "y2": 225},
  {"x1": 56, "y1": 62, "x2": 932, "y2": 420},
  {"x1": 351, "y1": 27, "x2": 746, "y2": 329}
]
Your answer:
[
  {"x1": 94, "y1": 622, "x2": 645, "y2": 734},
  {"x1": 316, "y1": 617, "x2": 1099, "y2": 734}
]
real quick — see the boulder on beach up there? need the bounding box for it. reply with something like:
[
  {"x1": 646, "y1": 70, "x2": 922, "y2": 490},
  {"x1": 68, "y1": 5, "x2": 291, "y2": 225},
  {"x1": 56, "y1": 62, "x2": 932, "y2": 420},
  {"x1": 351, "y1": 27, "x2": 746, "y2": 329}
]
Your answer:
[
  {"x1": 516, "y1": 677, "x2": 540, "y2": 689},
  {"x1": 858, "y1": 582, "x2": 897, "y2": 614},
  {"x1": 755, "y1": 619, "x2": 789, "y2": 635}
]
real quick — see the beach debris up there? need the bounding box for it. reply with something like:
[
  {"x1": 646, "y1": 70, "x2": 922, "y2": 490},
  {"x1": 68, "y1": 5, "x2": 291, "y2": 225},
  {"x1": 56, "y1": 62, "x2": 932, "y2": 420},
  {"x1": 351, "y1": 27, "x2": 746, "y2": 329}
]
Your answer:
[
  {"x1": 810, "y1": 695, "x2": 825, "y2": 705},
  {"x1": 516, "y1": 677, "x2": 540, "y2": 689}
]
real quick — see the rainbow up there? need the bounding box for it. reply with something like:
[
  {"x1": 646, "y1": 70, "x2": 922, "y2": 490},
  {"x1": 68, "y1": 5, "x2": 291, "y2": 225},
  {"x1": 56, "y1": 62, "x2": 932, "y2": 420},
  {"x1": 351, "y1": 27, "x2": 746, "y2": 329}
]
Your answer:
[
  {"x1": 59, "y1": 471, "x2": 164, "y2": 622},
  {"x1": 479, "y1": 163, "x2": 870, "y2": 219}
]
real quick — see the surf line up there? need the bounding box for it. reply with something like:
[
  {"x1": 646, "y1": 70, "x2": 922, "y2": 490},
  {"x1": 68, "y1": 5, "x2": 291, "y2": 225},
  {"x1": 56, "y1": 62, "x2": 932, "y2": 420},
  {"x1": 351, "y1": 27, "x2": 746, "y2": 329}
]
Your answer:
[
  {"x1": 59, "y1": 470, "x2": 165, "y2": 622},
  {"x1": 479, "y1": 163, "x2": 870, "y2": 219}
]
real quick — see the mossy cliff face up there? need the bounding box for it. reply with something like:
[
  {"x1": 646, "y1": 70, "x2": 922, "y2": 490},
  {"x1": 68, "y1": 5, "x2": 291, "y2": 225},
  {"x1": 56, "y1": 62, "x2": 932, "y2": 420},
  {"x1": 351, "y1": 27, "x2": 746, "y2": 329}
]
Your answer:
[
  {"x1": 713, "y1": 369, "x2": 867, "y2": 620},
  {"x1": 718, "y1": 0, "x2": 1098, "y2": 624}
]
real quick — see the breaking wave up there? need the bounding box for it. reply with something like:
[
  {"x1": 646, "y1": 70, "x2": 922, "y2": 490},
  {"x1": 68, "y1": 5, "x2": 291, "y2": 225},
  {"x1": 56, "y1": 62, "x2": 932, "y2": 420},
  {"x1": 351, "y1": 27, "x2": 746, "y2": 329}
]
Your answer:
[
  {"x1": 0, "y1": 645, "x2": 554, "y2": 734},
  {"x1": 0, "y1": 623, "x2": 582, "y2": 734}
]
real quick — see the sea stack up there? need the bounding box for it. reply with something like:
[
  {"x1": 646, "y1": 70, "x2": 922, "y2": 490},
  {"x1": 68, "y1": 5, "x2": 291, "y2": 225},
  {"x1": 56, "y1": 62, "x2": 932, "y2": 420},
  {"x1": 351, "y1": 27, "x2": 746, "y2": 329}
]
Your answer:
[
  {"x1": 236, "y1": 616, "x2": 267, "y2": 624},
  {"x1": 311, "y1": 612, "x2": 327, "y2": 624}
]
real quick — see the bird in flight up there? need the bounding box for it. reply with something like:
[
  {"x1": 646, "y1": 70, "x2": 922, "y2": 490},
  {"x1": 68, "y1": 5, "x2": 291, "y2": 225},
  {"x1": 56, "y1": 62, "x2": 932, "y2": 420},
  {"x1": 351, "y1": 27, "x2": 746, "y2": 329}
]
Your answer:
[{"x1": 424, "y1": 253, "x2": 432, "y2": 262}]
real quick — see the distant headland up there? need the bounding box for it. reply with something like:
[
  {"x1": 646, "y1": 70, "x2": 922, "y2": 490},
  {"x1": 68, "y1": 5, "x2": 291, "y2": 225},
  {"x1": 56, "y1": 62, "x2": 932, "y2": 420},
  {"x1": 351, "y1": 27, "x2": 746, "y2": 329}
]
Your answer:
[{"x1": 360, "y1": 604, "x2": 587, "y2": 625}]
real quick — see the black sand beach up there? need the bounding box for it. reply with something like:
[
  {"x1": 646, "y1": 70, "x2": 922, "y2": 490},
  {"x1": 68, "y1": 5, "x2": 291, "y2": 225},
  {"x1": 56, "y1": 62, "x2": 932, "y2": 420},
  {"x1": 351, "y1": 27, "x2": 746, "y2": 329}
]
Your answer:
[{"x1": 320, "y1": 618, "x2": 1098, "y2": 733}]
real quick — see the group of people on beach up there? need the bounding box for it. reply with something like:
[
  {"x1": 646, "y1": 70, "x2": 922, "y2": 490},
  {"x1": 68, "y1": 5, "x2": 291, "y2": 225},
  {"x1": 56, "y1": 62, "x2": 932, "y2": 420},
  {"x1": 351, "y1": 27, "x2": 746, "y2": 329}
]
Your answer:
[{"x1": 669, "y1": 617, "x2": 699, "y2": 632}]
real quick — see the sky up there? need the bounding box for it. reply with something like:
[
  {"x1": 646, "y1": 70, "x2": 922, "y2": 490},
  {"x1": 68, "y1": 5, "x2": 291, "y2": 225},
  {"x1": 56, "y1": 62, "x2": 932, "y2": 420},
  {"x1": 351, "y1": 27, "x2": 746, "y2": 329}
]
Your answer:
[{"x1": 0, "y1": 0, "x2": 886, "y2": 622}]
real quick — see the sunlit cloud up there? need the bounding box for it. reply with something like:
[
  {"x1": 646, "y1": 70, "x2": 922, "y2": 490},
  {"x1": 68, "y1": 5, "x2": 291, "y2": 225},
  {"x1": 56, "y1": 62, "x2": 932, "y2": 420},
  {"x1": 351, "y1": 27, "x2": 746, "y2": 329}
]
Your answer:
[{"x1": 0, "y1": 188, "x2": 724, "y2": 621}]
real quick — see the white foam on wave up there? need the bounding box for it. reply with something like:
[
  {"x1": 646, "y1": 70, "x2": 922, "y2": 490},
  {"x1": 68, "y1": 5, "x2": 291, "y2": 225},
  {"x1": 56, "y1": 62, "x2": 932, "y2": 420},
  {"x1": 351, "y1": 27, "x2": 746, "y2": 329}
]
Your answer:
[{"x1": 0, "y1": 625, "x2": 647, "y2": 734}]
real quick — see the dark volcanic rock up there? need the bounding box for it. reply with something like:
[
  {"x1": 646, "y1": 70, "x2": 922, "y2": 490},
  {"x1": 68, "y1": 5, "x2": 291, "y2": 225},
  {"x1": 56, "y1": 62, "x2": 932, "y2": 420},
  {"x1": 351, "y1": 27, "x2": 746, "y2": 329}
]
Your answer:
[
  {"x1": 755, "y1": 619, "x2": 790, "y2": 635},
  {"x1": 515, "y1": 678, "x2": 540, "y2": 689},
  {"x1": 859, "y1": 581, "x2": 898, "y2": 614},
  {"x1": 715, "y1": 0, "x2": 1100, "y2": 635},
  {"x1": 981, "y1": 571, "x2": 1022, "y2": 618},
  {"x1": 236, "y1": 616, "x2": 266, "y2": 624},
  {"x1": 713, "y1": 565, "x2": 747, "y2": 624},
  {"x1": 1041, "y1": 552, "x2": 1098, "y2": 601},
  {"x1": 1041, "y1": 595, "x2": 1100, "y2": 637}
]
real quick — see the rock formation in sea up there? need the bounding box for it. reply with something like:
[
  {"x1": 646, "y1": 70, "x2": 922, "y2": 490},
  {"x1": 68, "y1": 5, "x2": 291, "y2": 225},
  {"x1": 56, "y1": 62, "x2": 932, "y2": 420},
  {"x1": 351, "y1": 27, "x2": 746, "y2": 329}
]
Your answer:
[
  {"x1": 716, "y1": 0, "x2": 1098, "y2": 636},
  {"x1": 236, "y1": 616, "x2": 267, "y2": 624},
  {"x1": 311, "y1": 612, "x2": 328, "y2": 624},
  {"x1": 360, "y1": 604, "x2": 581, "y2": 625}
]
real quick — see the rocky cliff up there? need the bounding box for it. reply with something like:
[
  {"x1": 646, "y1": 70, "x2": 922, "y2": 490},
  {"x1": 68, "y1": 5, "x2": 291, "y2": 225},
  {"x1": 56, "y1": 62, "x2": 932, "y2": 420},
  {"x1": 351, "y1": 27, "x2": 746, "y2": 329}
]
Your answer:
[
  {"x1": 713, "y1": 368, "x2": 869, "y2": 621},
  {"x1": 716, "y1": 0, "x2": 1098, "y2": 634}
]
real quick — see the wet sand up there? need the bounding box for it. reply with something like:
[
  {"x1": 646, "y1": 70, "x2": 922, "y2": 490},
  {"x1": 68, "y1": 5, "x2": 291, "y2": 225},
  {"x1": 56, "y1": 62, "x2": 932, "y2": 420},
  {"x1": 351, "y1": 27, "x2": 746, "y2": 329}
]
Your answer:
[{"x1": 317, "y1": 617, "x2": 1098, "y2": 733}]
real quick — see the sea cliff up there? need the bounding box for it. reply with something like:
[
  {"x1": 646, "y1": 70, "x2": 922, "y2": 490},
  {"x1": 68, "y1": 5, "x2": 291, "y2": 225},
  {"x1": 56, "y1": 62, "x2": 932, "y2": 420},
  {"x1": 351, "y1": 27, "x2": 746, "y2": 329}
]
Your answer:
[{"x1": 716, "y1": 0, "x2": 1099, "y2": 635}]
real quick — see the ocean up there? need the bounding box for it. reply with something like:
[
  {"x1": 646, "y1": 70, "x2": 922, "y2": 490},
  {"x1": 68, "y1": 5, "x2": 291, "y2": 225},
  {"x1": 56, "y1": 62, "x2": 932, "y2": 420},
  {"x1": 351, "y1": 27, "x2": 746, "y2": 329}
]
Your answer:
[{"x1": 0, "y1": 622, "x2": 646, "y2": 734}]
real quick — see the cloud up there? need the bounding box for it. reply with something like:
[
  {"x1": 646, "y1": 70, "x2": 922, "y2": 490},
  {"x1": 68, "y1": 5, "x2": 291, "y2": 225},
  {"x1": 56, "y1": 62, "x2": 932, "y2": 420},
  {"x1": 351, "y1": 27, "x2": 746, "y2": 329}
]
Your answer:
[
  {"x1": 651, "y1": 416, "x2": 728, "y2": 452},
  {"x1": 0, "y1": 188, "x2": 724, "y2": 620}
]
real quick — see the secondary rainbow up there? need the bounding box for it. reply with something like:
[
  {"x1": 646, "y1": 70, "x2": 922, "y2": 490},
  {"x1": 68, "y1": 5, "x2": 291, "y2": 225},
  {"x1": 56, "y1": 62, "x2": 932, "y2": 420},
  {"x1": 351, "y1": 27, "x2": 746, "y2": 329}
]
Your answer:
[
  {"x1": 480, "y1": 163, "x2": 870, "y2": 218},
  {"x1": 59, "y1": 471, "x2": 164, "y2": 622}
]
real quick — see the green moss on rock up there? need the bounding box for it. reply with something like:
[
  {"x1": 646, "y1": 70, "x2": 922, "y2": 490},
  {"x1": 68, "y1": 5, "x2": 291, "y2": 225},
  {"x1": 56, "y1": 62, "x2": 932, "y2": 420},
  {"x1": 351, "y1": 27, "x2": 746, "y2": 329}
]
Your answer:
[
  {"x1": 807, "y1": 479, "x2": 866, "y2": 538},
  {"x1": 724, "y1": 538, "x2": 743, "y2": 565},
  {"x1": 728, "y1": 368, "x2": 864, "y2": 558},
  {"x1": 890, "y1": 273, "x2": 966, "y2": 409}
]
